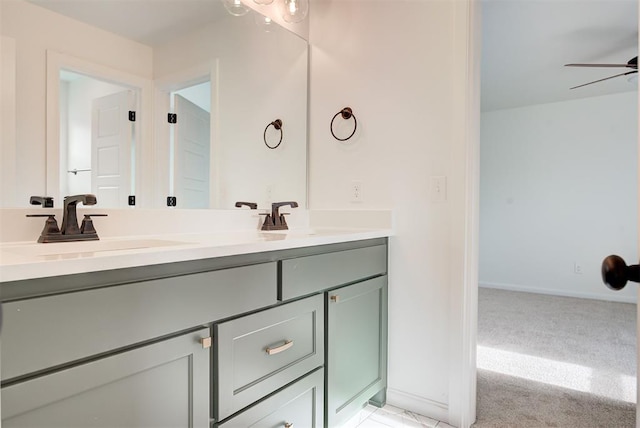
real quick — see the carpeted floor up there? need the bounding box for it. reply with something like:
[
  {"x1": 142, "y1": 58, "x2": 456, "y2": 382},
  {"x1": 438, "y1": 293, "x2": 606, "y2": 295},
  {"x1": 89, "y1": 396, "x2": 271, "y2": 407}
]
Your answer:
[{"x1": 474, "y1": 288, "x2": 636, "y2": 428}]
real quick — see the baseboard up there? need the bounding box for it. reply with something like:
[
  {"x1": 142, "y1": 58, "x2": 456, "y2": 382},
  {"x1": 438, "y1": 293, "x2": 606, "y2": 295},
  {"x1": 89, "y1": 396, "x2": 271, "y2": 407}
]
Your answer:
[
  {"x1": 479, "y1": 281, "x2": 637, "y2": 304},
  {"x1": 386, "y1": 387, "x2": 449, "y2": 423}
]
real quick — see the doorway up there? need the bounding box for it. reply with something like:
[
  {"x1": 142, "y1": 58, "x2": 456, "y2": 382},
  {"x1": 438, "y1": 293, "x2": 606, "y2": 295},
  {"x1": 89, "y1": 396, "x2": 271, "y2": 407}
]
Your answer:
[{"x1": 476, "y1": 0, "x2": 638, "y2": 425}]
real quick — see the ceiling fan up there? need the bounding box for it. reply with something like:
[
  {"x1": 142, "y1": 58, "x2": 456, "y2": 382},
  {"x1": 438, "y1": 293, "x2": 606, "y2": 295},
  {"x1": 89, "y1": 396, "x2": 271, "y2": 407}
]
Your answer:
[{"x1": 564, "y1": 56, "x2": 638, "y2": 89}]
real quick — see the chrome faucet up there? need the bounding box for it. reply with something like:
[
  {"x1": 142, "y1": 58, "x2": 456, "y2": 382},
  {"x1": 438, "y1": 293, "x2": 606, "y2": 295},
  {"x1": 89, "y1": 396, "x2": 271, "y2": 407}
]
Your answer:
[{"x1": 261, "y1": 201, "x2": 298, "y2": 231}]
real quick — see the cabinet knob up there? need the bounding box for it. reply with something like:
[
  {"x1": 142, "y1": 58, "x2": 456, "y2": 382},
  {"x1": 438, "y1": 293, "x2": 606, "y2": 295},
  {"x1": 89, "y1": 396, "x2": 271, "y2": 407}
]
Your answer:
[
  {"x1": 330, "y1": 295, "x2": 340, "y2": 303},
  {"x1": 200, "y1": 337, "x2": 212, "y2": 349}
]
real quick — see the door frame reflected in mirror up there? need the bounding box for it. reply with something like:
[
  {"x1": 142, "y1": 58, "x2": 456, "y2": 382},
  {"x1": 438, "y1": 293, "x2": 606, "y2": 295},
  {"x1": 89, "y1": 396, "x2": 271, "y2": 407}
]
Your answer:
[
  {"x1": 154, "y1": 61, "x2": 217, "y2": 209},
  {"x1": 46, "y1": 50, "x2": 153, "y2": 208}
]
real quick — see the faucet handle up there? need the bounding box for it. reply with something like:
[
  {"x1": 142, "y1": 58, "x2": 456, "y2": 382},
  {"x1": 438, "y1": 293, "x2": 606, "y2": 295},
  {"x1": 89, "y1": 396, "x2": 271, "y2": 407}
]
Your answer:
[
  {"x1": 80, "y1": 214, "x2": 107, "y2": 234},
  {"x1": 26, "y1": 214, "x2": 61, "y2": 242}
]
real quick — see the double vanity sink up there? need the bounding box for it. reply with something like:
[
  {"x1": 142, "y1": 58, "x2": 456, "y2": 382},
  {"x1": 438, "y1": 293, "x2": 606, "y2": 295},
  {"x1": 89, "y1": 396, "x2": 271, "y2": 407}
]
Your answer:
[{"x1": 0, "y1": 223, "x2": 392, "y2": 427}]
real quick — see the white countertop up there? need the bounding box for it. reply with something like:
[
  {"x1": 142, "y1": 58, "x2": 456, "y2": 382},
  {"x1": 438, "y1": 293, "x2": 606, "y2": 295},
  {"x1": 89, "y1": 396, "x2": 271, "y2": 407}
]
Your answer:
[{"x1": 0, "y1": 228, "x2": 392, "y2": 282}]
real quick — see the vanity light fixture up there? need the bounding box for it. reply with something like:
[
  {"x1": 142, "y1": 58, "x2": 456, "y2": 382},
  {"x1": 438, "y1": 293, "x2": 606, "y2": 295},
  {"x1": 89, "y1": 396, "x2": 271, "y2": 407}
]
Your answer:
[
  {"x1": 223, "y1": 0, "x2": 249, "y2": 16},
  {"x1": 281, "y1": 0, "x2": 308, "y2": 23}
]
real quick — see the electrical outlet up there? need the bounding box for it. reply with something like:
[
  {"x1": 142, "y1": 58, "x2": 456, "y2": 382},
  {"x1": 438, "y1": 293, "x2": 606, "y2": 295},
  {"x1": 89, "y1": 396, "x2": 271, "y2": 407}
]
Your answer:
[
  {"x1": 574, "y1": 262, "x2": 583, "y2": 274},
  {"x1": 351, "y1": 181, "x2": 363, "y2": 203}
]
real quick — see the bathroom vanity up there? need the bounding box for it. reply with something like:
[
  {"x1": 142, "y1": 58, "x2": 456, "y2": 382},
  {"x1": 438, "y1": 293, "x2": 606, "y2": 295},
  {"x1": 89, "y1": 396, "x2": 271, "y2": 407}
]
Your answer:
[{"x1": 0, "y1": 229, "x2": 389, "y2": 427}]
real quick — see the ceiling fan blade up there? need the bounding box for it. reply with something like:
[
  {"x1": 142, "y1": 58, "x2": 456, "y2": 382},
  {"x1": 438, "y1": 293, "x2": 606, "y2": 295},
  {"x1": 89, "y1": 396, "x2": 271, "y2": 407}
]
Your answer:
[
  {"x1": 570, "y1": 70, "x2": 638, "y2": 90},
  {"x1": 565, "y1": 63, "x2": 634, "y2": 68}
]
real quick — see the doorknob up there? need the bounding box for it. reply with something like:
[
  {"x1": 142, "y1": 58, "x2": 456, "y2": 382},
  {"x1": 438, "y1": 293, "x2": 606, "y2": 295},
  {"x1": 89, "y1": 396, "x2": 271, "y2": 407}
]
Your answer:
[{"x1": 601, "y1": 255, "x2": 640, "y2": 290}]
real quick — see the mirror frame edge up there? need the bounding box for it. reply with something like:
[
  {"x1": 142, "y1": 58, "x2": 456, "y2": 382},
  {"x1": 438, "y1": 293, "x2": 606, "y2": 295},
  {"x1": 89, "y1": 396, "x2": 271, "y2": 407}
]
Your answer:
[{"x1": 1, "y1": 35, "x2": 17, "y2": 207}]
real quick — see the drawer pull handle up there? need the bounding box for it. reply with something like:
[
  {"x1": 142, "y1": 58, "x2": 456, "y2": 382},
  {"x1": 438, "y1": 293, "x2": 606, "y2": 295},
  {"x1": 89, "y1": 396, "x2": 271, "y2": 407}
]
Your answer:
[
  {"x1": 284, "y1": 423, "x2": 293, "y2": 428},
  {"x1": 330, "y1": 295, "x2": 340, "y2": 303},
  {"x1": 266, "y1": 340, "x2": 294, "y2": 355},
  {"x1": 200, "y1": 337, "x2": 212, "y2": 349}
]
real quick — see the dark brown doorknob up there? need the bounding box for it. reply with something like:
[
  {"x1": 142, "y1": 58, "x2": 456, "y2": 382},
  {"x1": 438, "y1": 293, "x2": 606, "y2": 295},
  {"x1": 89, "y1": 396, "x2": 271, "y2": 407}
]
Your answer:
[{"x1": 601, "y1": 255, "x2": 640, "y2": 290}]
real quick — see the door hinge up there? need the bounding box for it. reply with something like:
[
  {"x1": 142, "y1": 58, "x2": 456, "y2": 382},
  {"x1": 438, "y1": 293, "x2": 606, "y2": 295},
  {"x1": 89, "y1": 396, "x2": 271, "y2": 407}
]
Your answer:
[
  {"x1": 168, "y1": 113, "x2": 177, "y2": 124},
  {"x1": 129, "y1": 111, "x2": 136, "y2": 122}
]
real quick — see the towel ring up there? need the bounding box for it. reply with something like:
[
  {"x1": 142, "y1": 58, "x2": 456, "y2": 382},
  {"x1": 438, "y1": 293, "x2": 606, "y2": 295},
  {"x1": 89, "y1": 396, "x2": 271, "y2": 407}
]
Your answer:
[
  {"x1": 264, "y1": 119, "x2": 283, "y2": 149},
  {"x1": 330, "y1": 107, "x2": 357, "y2": 141}
]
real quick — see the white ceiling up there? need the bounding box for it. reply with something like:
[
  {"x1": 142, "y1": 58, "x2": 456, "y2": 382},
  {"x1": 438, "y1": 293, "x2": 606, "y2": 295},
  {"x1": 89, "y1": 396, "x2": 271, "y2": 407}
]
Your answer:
[
  {"x1": 27, "y1": 0, "x2": 227, "y2": 47},
  {"x1": 481, "y1": 0, "x2": 638, "y2": 112}
]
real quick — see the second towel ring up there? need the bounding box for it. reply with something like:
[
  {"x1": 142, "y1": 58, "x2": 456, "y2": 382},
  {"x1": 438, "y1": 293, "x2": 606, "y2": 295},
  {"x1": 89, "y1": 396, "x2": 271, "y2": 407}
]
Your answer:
[
  {"x1": 264, "y1": 119, "x2": 283, "y2": 149},
  {"x1": 330, "y1": 107, "x2": 357, "y2": 141}
]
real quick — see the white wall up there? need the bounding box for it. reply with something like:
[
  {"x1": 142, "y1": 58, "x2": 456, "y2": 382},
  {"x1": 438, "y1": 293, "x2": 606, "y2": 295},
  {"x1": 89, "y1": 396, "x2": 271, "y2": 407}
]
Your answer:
[
  {"x1": 480, "y1": 92, "x2": 638, "y2": 303},
  {"x1": 0, "y1": 0, "x2": 152, "y2": 206},
  {"x1": 309, "y1": 1, "x2": 476, "y2": 424}
]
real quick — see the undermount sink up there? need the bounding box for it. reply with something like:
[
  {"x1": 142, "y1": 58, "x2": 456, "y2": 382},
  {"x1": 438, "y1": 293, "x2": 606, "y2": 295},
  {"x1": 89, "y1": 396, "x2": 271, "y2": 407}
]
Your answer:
[{"x1": 5, "y1": 239, "x2": 189, "y2": 258}]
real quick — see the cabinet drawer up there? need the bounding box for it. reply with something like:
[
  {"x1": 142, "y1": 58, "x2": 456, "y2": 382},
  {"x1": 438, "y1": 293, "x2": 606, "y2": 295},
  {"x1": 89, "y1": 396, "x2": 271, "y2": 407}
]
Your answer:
[
  {"x1": 280, "y1": 244, "x2": 387, "y2": 300},
  {"x1": 2, "y1": 263, "x2": 277, "y2": 381},
  {"x1": 216, "y1": 368, "x2": 324, "y2": 428},
  {"x1": 215, "y1": 294, "x2": 324, "y2": 421}
]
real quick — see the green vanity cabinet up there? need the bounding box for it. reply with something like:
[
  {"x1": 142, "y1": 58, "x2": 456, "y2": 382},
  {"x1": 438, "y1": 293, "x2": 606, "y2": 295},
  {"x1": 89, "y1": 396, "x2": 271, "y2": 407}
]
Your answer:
[
  {"x1": 326, "y1": 276, "x2": 388, "y2": 428},
  {"x1": 0, "y1": 237, "x2": 389, "y2": 428},
  {"x1": 2, "y1": 328, "x2": 211, "y2": 428}
]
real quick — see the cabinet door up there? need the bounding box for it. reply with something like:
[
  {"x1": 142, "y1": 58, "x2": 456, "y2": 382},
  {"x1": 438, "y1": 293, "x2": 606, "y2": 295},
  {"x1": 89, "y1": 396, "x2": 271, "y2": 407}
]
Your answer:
[
  {"x1": 2, "y1": 328, "x2": 210, "y2": 428},
  {"x1": 326, "y1": 276, "x2": 388, "y2": 428}
]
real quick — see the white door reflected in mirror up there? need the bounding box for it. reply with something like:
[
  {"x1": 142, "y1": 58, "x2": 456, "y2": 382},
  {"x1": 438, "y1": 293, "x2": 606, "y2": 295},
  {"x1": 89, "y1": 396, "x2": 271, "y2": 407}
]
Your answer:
[
  {"x1": 171, "y1": 83, "x2": 211, "y2": 209},
  {"x1": 92, "y1": 90, "x2": 135, "y2": 208},
  {"x1": 59, "y1": 70, "x2": 136, "y2": 208}
]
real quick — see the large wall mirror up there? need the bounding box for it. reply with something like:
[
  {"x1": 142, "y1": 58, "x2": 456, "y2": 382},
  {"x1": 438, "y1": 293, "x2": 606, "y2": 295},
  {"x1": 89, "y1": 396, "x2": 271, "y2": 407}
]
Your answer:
[{"x1": 0, "y1": 0, "x2": 308, "y2": 209}]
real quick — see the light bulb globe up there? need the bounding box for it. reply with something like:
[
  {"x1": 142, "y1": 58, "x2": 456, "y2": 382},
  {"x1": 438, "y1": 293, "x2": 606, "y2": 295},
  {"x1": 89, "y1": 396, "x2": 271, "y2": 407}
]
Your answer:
[
  {"x1": 223, "y1": 0, "x2": 249, "y2": 16},
  {"x1": 281, "y1": 0, "x2": 308, "y2": 23}
]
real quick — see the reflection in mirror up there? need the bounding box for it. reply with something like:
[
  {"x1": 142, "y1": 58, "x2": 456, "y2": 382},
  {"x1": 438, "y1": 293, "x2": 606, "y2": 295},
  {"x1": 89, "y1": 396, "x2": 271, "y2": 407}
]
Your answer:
[
  {"x1": 153, "y1": 6, "x2": 308, "y2": 209},
  {"x1": 59, "y1": 70, "x2": 138, "y2": 208},
  {"x1": 2, "y1": 0, "x2": 308, "y2": 210},
  {"x1": 171, "y1": 82, "x2": 212, "y2": 209}
]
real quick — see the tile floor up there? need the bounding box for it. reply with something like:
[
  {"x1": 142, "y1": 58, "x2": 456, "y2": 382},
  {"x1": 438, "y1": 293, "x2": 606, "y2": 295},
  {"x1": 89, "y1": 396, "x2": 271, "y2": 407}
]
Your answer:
[{"x1": 343, "y1": 404, "x2": 455, "y2": 428}]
